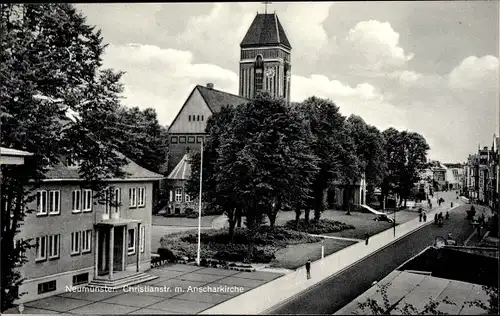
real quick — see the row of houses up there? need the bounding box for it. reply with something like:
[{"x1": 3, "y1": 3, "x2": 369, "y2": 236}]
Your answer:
[{"x1": 463, "y1": 135, "x2": 499, "y2": 210}]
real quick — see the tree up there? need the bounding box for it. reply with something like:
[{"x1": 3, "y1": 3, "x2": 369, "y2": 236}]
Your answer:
[
  {"x1": 112, "y1": 106, "x2": 168, "y2": 174},
  {"x1": 186, "y1": 106, "x2": 242, "y2": 241},
  {"x1": 382, "y1": 128, "x2": 429, "y2": 208},
  {"x1": 344, "y1": 115, "x2": 386, "y2": 210},
  {"x1": 1, "y1": 4, "x2": 128, "y2": 310},
  {"x1": 295, "y1": 97, "x2": 355, "y2": 222},
  {"x1": 213, "y1": 93, "x2": 318, "y2": 256}
]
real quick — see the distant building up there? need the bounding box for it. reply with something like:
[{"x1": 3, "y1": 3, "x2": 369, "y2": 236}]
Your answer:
[
  {"x1": 328, "y1": 174, "x2": 367, "y2": 208},
  {"x1": 167, "y1": 84, "x2": 249, "y2": 173},
  {"x1": 166, "y1": 153, "x2": 200, "y2": 214},
  {"x1": 15, "y1": 153, "x2": 163, "y2": 303},
  {"x1": 430, "y1": 162, "x2": 447, "y2": 191},
  {"x1": 443, "y1": 163, "x2": 463, "y2": 191}
]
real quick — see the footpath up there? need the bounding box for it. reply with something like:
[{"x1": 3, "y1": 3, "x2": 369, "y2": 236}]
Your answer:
[{"x1": 199, "y1": 196, "x2": 461, "y2": 315}]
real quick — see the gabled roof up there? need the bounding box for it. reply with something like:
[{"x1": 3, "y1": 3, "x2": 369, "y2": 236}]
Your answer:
[
  {"x1": 44, "y1": 154, "x2": 164, "y2": 181},
  {"x1": 240, "y1": 13, "x2": 292, "y2": 49},
  {"x1": 167, "y1": 85, "x2": 250, "y2": 133},
  {"x1": 197, "y1": 85, "x2": 250, "y2": 113},
  {"x1": 167, "y1": 154, "x2": 192, "y2": 180}
]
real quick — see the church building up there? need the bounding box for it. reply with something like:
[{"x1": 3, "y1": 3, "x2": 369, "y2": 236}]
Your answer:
[{"x1": 166, "y1": 11, "x2": 293, "y2": 211}]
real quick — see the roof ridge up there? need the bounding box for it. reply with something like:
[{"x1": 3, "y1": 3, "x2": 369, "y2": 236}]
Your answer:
[{"x1": 196, "y1": 85, "x2": 251, "y2": 101}]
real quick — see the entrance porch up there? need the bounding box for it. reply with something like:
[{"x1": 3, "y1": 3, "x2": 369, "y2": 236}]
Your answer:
[{"x1": 90, "y1": 219, "x2": 157, "y2": 288}]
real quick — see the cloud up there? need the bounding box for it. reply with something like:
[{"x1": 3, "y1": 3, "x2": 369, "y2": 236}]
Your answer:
[
  {"x1": 448, "y1": 55, "x2": 498, "y2": 91},
  {"x1": 102, "y1": 44, "x2": 239, "y2": 125},
  {"x1": 390, "y1": 55, "x2": 499, "y2": 161},
  {"x1": 328, "y1": 20, "x2": 414, "y2": 76}
]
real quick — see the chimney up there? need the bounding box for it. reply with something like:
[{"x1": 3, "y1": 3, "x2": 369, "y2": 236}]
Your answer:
[{"x1": 206, "y1": 83, "x2": 214, "y2": 89}]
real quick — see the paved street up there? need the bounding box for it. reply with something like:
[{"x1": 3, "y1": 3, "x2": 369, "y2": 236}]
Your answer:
[{"x1": 266, "y1": 200, "x2": 476, "y2": 315}]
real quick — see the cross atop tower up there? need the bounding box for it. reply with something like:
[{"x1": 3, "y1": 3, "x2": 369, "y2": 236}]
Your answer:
[{"x1": 262, "y1": 1, "x2": 272, "y2": 14}]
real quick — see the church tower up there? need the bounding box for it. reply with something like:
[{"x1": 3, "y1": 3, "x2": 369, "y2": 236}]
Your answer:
[{"x1": 239, "y1": 11, "x2": 292, "y2": 103}]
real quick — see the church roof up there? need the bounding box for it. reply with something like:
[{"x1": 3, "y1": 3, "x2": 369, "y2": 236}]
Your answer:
[
  {"x1": 240, "y1": 13, "x2": 292, "y2": 49},
  {"x1": 167, "y1": 154, "x2": 192, "y2": 180},
  {"x1": 196, "y1": 85, "x2": 250, "y2": 113}
]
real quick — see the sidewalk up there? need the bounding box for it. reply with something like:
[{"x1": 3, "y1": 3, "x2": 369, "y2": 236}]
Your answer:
[{"x1": 199, "y1": 197, "x2": 461, "y2": 315}]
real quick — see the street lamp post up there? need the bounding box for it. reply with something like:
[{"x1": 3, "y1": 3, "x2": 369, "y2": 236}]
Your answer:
[{"x1": 196, "y1": 141, "x2": 203, "y2": 266}]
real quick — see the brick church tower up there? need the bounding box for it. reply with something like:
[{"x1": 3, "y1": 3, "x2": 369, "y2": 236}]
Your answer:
[{"x1": 239, "y1": 11, "x2": 292, "y2": 103}]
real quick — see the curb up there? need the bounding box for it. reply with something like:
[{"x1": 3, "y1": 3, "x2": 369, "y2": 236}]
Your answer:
[{"x1": 261, "y1": 203, "x2": 462, "y2": 315}]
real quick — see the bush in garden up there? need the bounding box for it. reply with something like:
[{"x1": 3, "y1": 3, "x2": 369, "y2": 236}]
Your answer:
[{"x1": 285, "y1": 219, "x2": 355, "y2": 234}]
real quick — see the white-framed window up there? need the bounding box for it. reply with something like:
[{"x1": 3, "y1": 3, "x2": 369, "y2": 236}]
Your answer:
[
  {"x1": 82, "y1": 230, "x2": 92, "y2": 253},
  {"x1": 36, "y1": 190, "x2": 48, "y2": 216},
  {"x1": 175, "y1": 188, "x2": 182, "y2": 202},
  {"x1": 169, "y1": 190, "x2": 173, "y2": 202},
  {"x1": 72, "y1": 190, "x2": 81, "y2": 213},
  {"x1": 129, "y1": 188, "x2": 137, "y2": 208},
  {"x1": 48, "y1": 190, "x2": 60, "y2": 215},
  {"x1": 185, "y1": 193, "x2": 191, "y2": 202},
  {"x1": 35, "y1": 236, "x2": 47, "y2": 261},
  {"x1": 71, "y1": 232, "x2": 80, "y2": 255},
  {"x1": 48, "y1": 234, "x2": 59, "y2": 259},
  {"x1": 82, "y1": 189, "x2": 92, "y2": 212},
  {"x1": 140, "y1": 226, "x2": 145, "y2": 253},
  {"x1": 138, "y1": 187, "x2": 145, "y2": 207},
  {"x1": 128, "y1": 228, "x2": 135, "y2": 255},
  {"x1": 114, "y1": 188, "x2": 121, "y2": 213}
]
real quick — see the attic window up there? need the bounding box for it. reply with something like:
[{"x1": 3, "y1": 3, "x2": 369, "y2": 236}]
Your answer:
[
  {"x1": 201, "y1": 115, "x2": 204, "y2": 121},
  {"x1": 197, "y1": 115, "x2": 200, "y2": 121},
  {"x1": 188, "y1": 115, "x2": 191, "y2": 122},
  {"x1": 171, "y1": 136, "x2": 178, "y2": 144}
]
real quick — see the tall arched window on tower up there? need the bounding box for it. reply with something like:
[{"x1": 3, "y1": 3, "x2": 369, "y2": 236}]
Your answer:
[{"x1": 254, "y1": 55, "x2": 264, "y2": 97}]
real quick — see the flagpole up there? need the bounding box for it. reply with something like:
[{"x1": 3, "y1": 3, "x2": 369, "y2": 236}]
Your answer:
[{"x1": 197, "y1": 140, "x2": 203, "y2": 266}]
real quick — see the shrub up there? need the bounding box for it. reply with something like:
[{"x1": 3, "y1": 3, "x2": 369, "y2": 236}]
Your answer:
[
  {"x1": 157, "y1": 248, "x2": 177, "y2": 262},
  {"x1": 285, "y1": 219, "x2": 355, "y2": 234},
  {"x1": 161, "y1": 226, "x2": 320, "y2": 264}
]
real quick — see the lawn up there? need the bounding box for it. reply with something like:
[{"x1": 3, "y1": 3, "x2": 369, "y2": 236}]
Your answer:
[
  {"x1": 268, "y1": 209, "x2": 418, "y2": 239},
  {"x1": 157, "y1": 208, "x2": 419, "y2": 270},
  {"x1": 269, "y1": 238, "x2": 356, "y2": 269},
  {"x1": 160, "y1": 226, "x2": 324, "y2": 265}
]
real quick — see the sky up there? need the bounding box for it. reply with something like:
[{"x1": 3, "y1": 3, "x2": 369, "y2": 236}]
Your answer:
[{"x1": 76, "y1": 1, "x2": 499, "y2": 163}]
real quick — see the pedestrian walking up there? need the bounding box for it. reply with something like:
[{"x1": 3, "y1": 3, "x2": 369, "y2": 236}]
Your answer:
[
  {"x1": 419, "y1": 212, "x2": 423, "y2": 222},
  {"x1": 305, "y1": 259, "x2": 311, "y2": 279},
  {"x1": 451, "y1": 202, "x2": 453, "y2": 208},
  {"x1": 434, "y1": 213, "x2": 438, "y2": 224},
  {"x1": 447, "y1": 232, "x2": 453, "y2": 240},
  {"x1": 423, "y1": 212, "x2": 427, "y2": 222},
  {"x1": 445, "y1": 211, "x2": 449, "y2": 220}
]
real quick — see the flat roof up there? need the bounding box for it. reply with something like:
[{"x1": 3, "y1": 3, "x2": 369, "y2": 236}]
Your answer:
[{"x1": 335, "y1": 270, "x2": 490, "y2": 315}]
